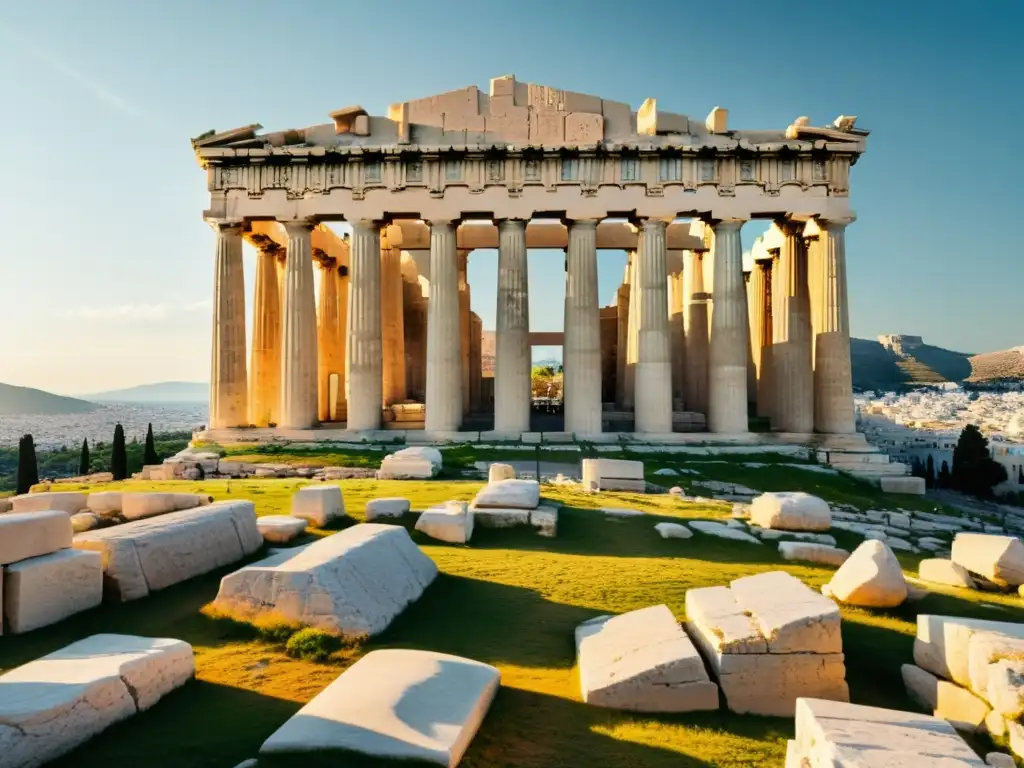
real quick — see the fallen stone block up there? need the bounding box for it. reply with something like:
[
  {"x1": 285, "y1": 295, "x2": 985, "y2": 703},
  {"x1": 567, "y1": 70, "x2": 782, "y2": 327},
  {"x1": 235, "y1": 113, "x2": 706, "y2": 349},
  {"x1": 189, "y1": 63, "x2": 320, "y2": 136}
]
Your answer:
[
  {"x1": 986, "y1": 753, "x2": 1016, "y2": 768},
  {"x1": 729, "y1": 571, "x2": 842, "y2": 654},
  {"x1": 364, "y1": 497, "x2": 411, "y2": 521},
  {"x1": 749, "y1": 491, "x2": 831, "y2": 532},
  {"x1": 602, "y1": 507, "x2": 645, "y2": 518},
  {"x1": 686, "y1": 585, "x2": 767, "y2": 654},
  {"x1": 687, "y1": 520, "x2": 761, "y2": 544},
  {"x1": 920, "y1": 558, "x2": 976, "y2": 589},
  {"x1": 471, "y1": 479, "x2": 540, "y2": 510},
  {"x1": 823, "y1": 539, "x2": 907, "y2": 607},
  {"x1": 967, "y1": 631, "x2": 1024, "y2": 706},
  {"x1": 530, "y1": 506, "x2": 558, "y2": 537},
  {"x1": 488, "y1": 463, "x2": 515, "y2": 482},
  {"x1": 291, "y1": 485, "x2": 345, "y2": 527},
  {"x1": 902, "y1": 663, "x2": 991, "y2": 732},
  {"x1": 259, "y1": 649, "x2": 498, "y2": 767},
  {"x1": 376, "y1": 446, "x2": 442, "y2": 479},
  {"x1": 952, "y1": 533, "x2": 1024, "y2": 586},
  {"x1": 0, "y1": 510, "x2": 72, "y2": 566},
  {"x1": 11, "y1": 491, "x2": 87, "y2": 515},
  {"x1": 3, "y1": 549, "x2": 102, "y2": 633},
  {"x1": 0, "y1": 634, "x2": 194, "y2": 768},
  {"x1": 416, "y1": 502, "x2": 473, "y2": 544},
  {"x1": 213, "y1": 523, "x2": 437, "y2": 638},
  {"x1": 70, "y1": 512, "x2": 100, "y2": 534},
  {"x1": 86, "y1": 492, "x2": 122, "y2": 517},
  {"x1": 655, "y1": 522, "x2": 693, "y2": 539},
  {"x1": 581, "y1": 458, "x2": 645, "y2": 492},
  {"x1": 256, "y1": 515, "x2": 308, "y2": 544},
  {"x1": 915, "y1": 615, "x2": 1024, "y2": 688},
  {"x1": 778, "y1": 541, "x2": 850, "y2": 567},
  {"x1": 120, "y1": 492, "x2": 209, "y2": 522},
  {"x1": 471, "y1": 506, "x2": 530, "y2": 527},
  {"x1": 786, "y1": 697, "x2": 986, "y2": 767},
  {"x1": 984, "y1": 659, "x2": 1024, "y2": 719},
  {"x1": 74, "y1": 501, "x2": 261, "y2": 601},
  {"x1": 575, "y1": 604, "x2": 718, "y2": 712}
]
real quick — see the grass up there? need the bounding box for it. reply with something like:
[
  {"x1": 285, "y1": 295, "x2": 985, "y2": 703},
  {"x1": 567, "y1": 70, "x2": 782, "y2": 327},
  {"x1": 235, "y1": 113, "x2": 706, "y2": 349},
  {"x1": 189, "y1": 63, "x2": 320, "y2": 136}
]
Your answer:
[{"x1": 11, "y1": 465, "x2": 1021, "y2": 767}]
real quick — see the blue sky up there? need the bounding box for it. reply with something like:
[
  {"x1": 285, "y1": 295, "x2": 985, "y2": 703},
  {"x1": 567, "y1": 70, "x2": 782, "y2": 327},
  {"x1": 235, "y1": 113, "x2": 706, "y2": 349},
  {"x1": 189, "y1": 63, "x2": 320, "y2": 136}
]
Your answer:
[{"x1": 1, "y1": 0, "x2": 1021, "y2": 393}]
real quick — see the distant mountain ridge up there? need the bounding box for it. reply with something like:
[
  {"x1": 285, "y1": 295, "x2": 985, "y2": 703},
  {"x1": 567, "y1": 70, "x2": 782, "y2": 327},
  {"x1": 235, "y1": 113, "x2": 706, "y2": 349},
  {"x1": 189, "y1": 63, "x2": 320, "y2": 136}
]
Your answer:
[
  {"x1": 0, "y1": 383, "x2": 98, "y2": 415},
  {"x1": 84, "y1": 381, "x2": 208, "y2": 403},
  {"x1": 852, "y1": 335, "x2": 1023, "y2": 391}
]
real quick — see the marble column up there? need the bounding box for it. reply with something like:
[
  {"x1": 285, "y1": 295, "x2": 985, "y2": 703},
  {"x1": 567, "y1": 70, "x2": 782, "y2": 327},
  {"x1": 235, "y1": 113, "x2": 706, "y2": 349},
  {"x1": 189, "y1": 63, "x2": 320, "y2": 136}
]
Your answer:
[
  {"x1": 771, "y1": 221, "x2": 814, "y2": 433},
  {"x1": 279, "y1": 220, "x2": 318, "y2": 429},
  {"x1": 615, "y1": 282, "x2": 630, "y2": 409},
  {"x1": 634, "y1": 219, "x2": 672, "y2": 434},
  {"x1": 470, "y1": 312, "x2": 483, "y2": 411},
  {"x1": 316, "y1": 253, "x2": 343, "y2": 422},
  {"x1": 458, "y1": 250, "x2": 471, "y2": 416},
  {"x1": 668, "y1": 267, "x2": 686, "y2": 409},
  {"x1": 380, "y1": 244, "x2": 407, "y2": 407},
  {"x1": 494, "y1": 219, "x2": 530, "y2": 433},
  {"x1": 563, "y1": 220, "x2": 602, "y2": 434},
  {"x1": 425, "y1": 220, "x2": 462, "y2": 432},
  {"x1": 806, "y1": 234, "x2": 822, "y2": 369},
  {"x1": 623, "y1": 250, "x2": 639, "y2": 411},
  {"x1": 275, "y1": 251, "x2": 287, "y2": 318},
  {"x1": 683, "y1": 250, "x2": 710, "y2": 415},
  {"x1": 403, "y1": 281, "x2": 427, "y2": 401},
  {"x1": 249, "y1": 241, "x2": 281, "y2": 427},
  {"x1": 707, "y1": 220, "x2": 749, "y2": 434},
  {"x1": 346, "y1": 220, "x2": 382, "y2": 431},
  {"x1": 209, "y1": 221, "x2": 248, "y2": 429},
  {"x1": 748, "y1": 261, "x2": 774, "y2": 420},
  {"x1": 335, "y1": 265, "x2": 349, "y2": 421},
  {"x1": 814, "y1": 217, "x2": 857, "y2": 434}
]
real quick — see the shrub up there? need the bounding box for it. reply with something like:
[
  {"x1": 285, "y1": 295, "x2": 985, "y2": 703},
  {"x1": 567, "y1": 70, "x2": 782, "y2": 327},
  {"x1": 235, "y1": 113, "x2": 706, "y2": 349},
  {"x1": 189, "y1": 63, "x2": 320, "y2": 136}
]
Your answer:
[{"x1": 285, "y1": 627, "x2": 341, "y2": 662}]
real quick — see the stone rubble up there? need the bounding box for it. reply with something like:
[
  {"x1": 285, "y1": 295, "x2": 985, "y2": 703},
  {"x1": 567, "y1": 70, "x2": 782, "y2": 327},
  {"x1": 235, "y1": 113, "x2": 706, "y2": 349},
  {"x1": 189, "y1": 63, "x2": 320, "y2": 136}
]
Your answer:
[
  {"x1": 364, "y1": 497, "x2": 411, "y2": 520},
  {"x1": 655, "y1": 522, "x2": 693, "y2": 539},
  {"x1": 778, "y1": 541, "x2": 850, "y2": 567},
  {"x1": 750, "y1": 491, "x2": 831, "y2": 532},
  {"x1": 291, "y1": 485, "x2": 346, "y2": 527},
  {"x1": 416, "y1": 501, "x2": 474, "y2": 544},
  {"x1": 687, "y1": 520, "x2": 761, "y2": 544},
  {"x1": 376, "y1": 446, "x2": 443, "y2": 480},
  {"x1": 823, "y1": 540, "x2": 908, "y2": 607},
  {"x1": 256, "y1": 515, "x2": 308, "y2": 544}
]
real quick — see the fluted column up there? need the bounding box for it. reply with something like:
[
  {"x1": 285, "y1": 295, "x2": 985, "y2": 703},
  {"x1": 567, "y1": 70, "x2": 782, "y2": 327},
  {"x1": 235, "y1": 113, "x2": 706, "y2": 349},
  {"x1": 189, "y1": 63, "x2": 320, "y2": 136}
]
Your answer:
[
  {"x1": 614, "y1": 282, "x2": 630, "y2": 409},
  {"x1": 381, "y1": 244, "x2": 407, "y2": 407},
  {"x1": 634, "y1": 219, "x2": 672, "y2": 434},
  {"x1": 668, "y1": 267, "x2": 686, "y2": 409},
  {"x1": 563, "y1": 220, "x2": 602, "y2": 434},
  {"x1": 771, "y1": 221, "x2": 814, "y2": 433},
  {"x1": 346, "y1": 220, "x2": 382, "y2": 431},
  {"x1": 458, "y1": 250, "x2": 471, "y2": 416},
  {"x1": 494, "y1": 219, "x2": 530, "y2": 433},
  {"x1": 623, "y1": 250, "x2": 639, "y2": 411},
  {"x1": 279, "y1": 220, "x2": 318, "y2": 428},
  {"x1": 707, "y1": 219, "x2": 749, "y2": 434},
  {"x1": 249, "y1": 241, "x2": 281, "y2": 427},
  {"x1": 425, "y1": 220, "x2": 462, "y2": 432},
  {"x1": 335, "y1": 265, "x2": 349, "y2": 421},
  {"x1": 209, "y1": 221, "x2": 248, "y2": 429},
  {"x1": 316, "y1": 253, "x2": 343, "y2": 422},
  {"x1": 814, "y1": 216, "x2": 856, "y2": 434},
  {"x1": 683, "y1": 250, "x2": 710, "y2": 415},
  {"x1": 749, "y1": 260, "x2": 774, "y2": 420}
]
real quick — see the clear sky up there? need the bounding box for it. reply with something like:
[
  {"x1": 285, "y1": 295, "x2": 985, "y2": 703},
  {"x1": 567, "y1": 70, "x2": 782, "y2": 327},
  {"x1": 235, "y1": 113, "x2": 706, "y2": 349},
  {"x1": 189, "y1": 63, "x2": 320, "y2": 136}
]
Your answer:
[{"x1": 1, "y1": 0, "x2": 1021, "y2": 394}]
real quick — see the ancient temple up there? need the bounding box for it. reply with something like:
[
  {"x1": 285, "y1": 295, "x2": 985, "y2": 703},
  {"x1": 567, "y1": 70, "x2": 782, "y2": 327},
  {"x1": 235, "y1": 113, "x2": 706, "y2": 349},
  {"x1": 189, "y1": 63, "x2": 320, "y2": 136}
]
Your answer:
[{"x1": 192, "y1": 75, "x2": 868, "y2": 438}]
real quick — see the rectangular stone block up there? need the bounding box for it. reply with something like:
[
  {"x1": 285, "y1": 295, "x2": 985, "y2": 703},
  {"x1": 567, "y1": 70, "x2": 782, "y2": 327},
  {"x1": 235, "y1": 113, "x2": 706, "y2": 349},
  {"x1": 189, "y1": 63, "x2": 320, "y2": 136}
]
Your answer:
[
  {"x1": 901, "y1": 663, "x2": 991, "y2": 733},
  {"x1": 685, "y1": 586, "x2": 766, "y2": 654},
  {"x1": 0, "y1": 634, "x2": 194, "y2": 768},
  {"x1": 472, "y1": 506, "x2": 530, "y2": 528},
  {"x1": 11, "y1": 491, "x2": 87, "y2": 515},
  {"x1": 915, "y1": 615, "x2": 1024, "y2": 688},
  {"x1": 564, "y1": 113, "x2": 604, "y2": 145},
  {"x1": 968, "y1": 631, "x2": 1024, "y2": 702},
  {"x1": 3, "y1": 549, "x2": 102, "y2": 634},
  {"x1": 789, "y1": 697, "x2": 986, "y2": 767},
  {"x1": 729, "y1": 570, "x2": 842, "y2": 654},
  {"x1": 291, "y1": 485, "x2": 345, "y2": 526},
  {"x1": 471, "y1": 479, "x2": 539, "y2": 510},
  {"x1": 581, "y1": 458, "x2": 645, "y2": 491},
  {"x1": 952, "y1": 533, "x2": 1024, "y2": 586},
  {"x1": 576, "y1": 605, "x2": 718, "y2": 712},
  {"x1": 0, "y1": 510, "x2": 72, "y2": 566},
  {"x1": 74, "y1": 501, "x2": 261, "y2": 601}
]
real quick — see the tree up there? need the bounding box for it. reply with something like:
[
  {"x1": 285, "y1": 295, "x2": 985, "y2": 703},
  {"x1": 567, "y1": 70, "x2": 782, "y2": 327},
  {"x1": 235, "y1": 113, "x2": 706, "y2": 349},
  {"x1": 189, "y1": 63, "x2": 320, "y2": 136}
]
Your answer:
[
  {"x1": 79, "y1": 438, "x2": 91, "y2": 476},
  {"x1": 1019, "y1": 466, "x2": 1023, "y2": 486},
  {"x1": 143, "y1": 423, "x2": 159, "y2": 466},
  {"x1": 925, "y1": 454, "x2": 935, "y2": 489},
  {"x1": 939, "y1": 460, "x2": 952, "y2": 489},
  {"x1": 16, "y1": 434, "x2": 39, "y2": 494},
  {"x1": 951, "y1": 424, "x2": 1008, "y2": 499},
  {"x1": 111, "y1": 424, "x2": 128, "y2": 481},
  {"x1": 910, "y1": 457, "x2": 925, "y2": 479}
]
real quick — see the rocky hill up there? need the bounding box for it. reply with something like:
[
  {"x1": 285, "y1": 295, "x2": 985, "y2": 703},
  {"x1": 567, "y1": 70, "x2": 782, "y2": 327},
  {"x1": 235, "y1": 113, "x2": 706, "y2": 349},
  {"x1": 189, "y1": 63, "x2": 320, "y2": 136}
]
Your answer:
[
  {"x1": 0, "y1": 383, "x2": 98, "y2": 415},
  {"x1": 852, "y1": 336, "x2": 1022, "y2": 391},
  {"x1": 84, "y1": 381, "x2": 208, "y2": 403}
]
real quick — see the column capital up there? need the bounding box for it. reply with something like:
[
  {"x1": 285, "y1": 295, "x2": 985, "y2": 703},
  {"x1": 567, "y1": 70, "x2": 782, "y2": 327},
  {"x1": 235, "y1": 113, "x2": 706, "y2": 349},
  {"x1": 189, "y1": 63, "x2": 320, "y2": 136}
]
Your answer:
[
  {"x1": 427, "y1": 217, "x2": 460, "y2": 228},
  {"x1": 206, "y1": 218, "x2": 244, "y2": 235},
  {"x1": 497, "y1": 218, "x2": 528, "y2": 231},
  {"x1": 250, "y1": 233, "x2": 282, "y2": 256},
  {"x1": 280, "y1": 219, "x2": 316, "y2": 236},
  {"x1": 773, "y1": 217, "x2": 804, "y2": 238},
  {"x1": 639, "y1": 218, "x2": 668, "y2": 233},
  {"x1": 707, "y1": 217, "x2": 747, "y2": 232},
  {"x1": 816, "y1": 214, "x2": 856, "y2": 229},
  {"x1": 563, "y1": 218, "x2": 599, "y2": 230},
  {"x1": 349, "y1": 218, "x2": 382, "y2": 233}
]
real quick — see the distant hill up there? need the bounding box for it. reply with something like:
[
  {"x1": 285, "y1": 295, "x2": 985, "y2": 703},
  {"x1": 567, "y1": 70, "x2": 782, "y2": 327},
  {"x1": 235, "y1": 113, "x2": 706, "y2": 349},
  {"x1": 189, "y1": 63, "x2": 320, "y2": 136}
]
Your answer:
[
  {"x1": 852, "y1": 335, "x2": 1022, "y2": 391},
  {"x1": 0, "y1": 383, "x2": 98, "y2": 415},
  {"x1": 85, "y1": 381, "x2": 208, "y2": 403}
]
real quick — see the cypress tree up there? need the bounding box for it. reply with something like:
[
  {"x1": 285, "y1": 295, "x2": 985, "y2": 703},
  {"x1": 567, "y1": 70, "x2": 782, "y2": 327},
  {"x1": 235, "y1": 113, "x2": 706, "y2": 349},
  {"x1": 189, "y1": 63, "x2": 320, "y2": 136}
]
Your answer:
[
  {"x1": 111, "y1": 424, "x2": 128, "y2": 481},
  {"x1": 79, "y1": 438, "x2": 91, "y2": 476},
  {"x1": 16, "y1": 434, "x2": 40, "y2": 494},
  {"x1": 939, "y1": 460, "x2": 952, "y2": 488},
  {"x1": 143, "y1": 423, "x2": 159, "y2": 466},
  {"x1": 951, "y1": 424, "x2": 1008, "y2": 499},
  {"x1": 925, "y1": 454, "x2": 935, "y2": 489}
]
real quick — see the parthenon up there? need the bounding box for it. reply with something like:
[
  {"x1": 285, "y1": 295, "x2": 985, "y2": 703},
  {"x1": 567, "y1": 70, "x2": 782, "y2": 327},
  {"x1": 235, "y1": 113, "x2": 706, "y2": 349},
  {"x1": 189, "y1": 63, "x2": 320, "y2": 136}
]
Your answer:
[{"x1": 192, "y1": 75, "x2": 868, "y2": 439}]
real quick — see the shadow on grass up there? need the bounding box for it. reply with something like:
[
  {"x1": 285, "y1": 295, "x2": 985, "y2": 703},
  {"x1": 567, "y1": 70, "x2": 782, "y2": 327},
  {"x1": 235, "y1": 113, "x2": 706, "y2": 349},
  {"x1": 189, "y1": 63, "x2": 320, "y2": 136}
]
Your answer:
[{"x1": 47, "y1": 679, "x2": 299, "y2": 768}]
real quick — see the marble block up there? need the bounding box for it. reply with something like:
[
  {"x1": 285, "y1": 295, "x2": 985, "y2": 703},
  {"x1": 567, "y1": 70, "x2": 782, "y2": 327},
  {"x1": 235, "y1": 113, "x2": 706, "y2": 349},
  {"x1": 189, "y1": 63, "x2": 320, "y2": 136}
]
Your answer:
[
  {"x1": 120, "y1": 492, "x2": 208, "y2": 521},
  {"x1": 0, "y1": 510, "x2": 72, "y2": 566},
  {"x1": 365, "y1": 497, "x2": 411, "y2": 521},
  {"x1": 575, "y1": 605, "x2": 718, "y2": 712},
  {"x1": 488, "y1": 463, "x2": 516, "y2": 482},
  {"x1": 0, "y1": 634, "x2": 194, "y2": 768},
  {"x1": 416, "y1": 502, "x2": 474, "y2": 544},
  {"x1": 778, "y1": 541, "x2": 850, "y2": 567},
  {"x1": 729, "y1": 571, "x2": 842, "y2": 654},
  {"x1": 914, "y1": 615, "x2": 1024, "y2": 688},
  {"x1": 256, "y1": 515, "x2": 308, "y2": 544},
  {"x1": 291, "y1": 485, "x2": 345, "y2": 526},
  {"x1": 377, "y1": 446, "x2": 443, "y2": 480},
  {"x1": 749, "y1": 491, "x2": 831, "y2": 532},
  {"x1": 10, "y1": 491, "x2": 87, "y2": 515},
  {"x1": 902, "y1": 663, "x2": 991, "y2": 733},
  {"x1": 952, "y1": 534, "x2": 1024, "y2": 586},
  {"x1": 86, "y1": 492, "x2": 122, "y2": 517},
  {"x1": 3, "y1": 549, "x2": 102, "y2": 634},
  {"x1": 471, "y1": 479, "x2": 540, "y2": 510},
  {"x1": 823, "y1": 540, "x2": 907, "y2": 607},
  {"x1": 920, "y1": 558, "x2": 977, "y2": 589},
  {"x1": 968, "y1": 631, "x2": 1024, "y2": 703},
  {"x1": 655, "y1": 522, "x2": 693, "y2": 539},
  {"x1": 260, "y1": 649, "x2": 499, "y2": 768},
  {"x1": 581, "y1": 458, "x2": 645, "y2": 491},
  {"x1": 70, "y1": 512, "x2": 100, "y2": 533},
  {"x1": 212, "y1": 524, "x2": 437, "y2": 638}
]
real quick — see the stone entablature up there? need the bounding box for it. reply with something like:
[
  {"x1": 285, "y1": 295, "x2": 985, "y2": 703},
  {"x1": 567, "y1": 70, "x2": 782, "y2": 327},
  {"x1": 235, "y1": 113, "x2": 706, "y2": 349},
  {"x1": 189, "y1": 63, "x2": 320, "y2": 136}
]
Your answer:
[{"x1": 193, "y1": 75, "x2": 867, "y2": 223}]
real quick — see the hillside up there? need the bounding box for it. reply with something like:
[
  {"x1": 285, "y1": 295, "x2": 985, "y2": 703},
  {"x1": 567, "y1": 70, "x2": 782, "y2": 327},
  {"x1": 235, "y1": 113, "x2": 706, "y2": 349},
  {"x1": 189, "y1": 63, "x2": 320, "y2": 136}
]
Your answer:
[
  {"x1": 852, "y1": 335, "x2": 1022, "y2": 391},
  {"x1": 0, "y1": 383, "x2": 98, "y2": 415},
  {"x1": 85, "y1": 381, "x2": 208, "y2": 403}
]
